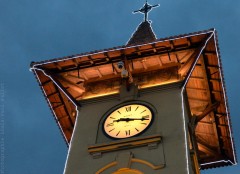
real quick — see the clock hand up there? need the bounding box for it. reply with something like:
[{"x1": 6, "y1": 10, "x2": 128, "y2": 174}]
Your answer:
[
  {"x1": 113, "y1": 118, "x2": 135, "y2": 122},
  {"x1": 106, "y1": 118, "x2": 132, "y2": 126},
  {"x1": 113, "y1": 117, "x2": 149, "y2": 122},
  {"x1": 132, "y1": 117, "x2": 149, "y2": 121},
  {"x1": 106, "y1": 118, "x2": 133, "y2": 126}
]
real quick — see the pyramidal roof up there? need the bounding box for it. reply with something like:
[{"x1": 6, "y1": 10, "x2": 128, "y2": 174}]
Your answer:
[{"x1": 126, "y1": 21, "x2": 157, "y2": 45}]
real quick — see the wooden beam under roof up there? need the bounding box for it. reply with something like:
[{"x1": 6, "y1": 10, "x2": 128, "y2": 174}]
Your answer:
[
  {"x1": 55, "y1": 74, "x2": 85, "y2": 94},
  {"x1": 178, "y1": 44, "x2": 204, "y2": 76},
  {"x1": 103, "y1": 52, "x2": 110, "y2": 60},
  {"x1": 188, "y1": 76, "x2": 222, "y2": 84},
  {"x1": 71, "y1": 59, "x2": 79, "y2": 67},
  {"x1": 40, "y1": 45, "x2": 199, "y2": 73},
  {"x1": 181, "y1": 33, "x2": 213, "y2": 88},
  {"x1": 64, "y1": 73, "x2": 85, "y2": 82},
  {"x1": 157, "y1": 56, "x2": 163, "y2": 66},
  {"x1": 58, "y1": 88, "x2": 76, "y2": 123},
  {"x1": 204, "y1": 51, "x2": 217, "y2": 55},
  {"x1": 198, "y1": 143, "x2": 219, "y2": 157},
  {"x1": 186, "y1": 87, "x2": 222, "y2": 96},
  {"x1": 198, "y1": 122, "x2": 229, "y2": 128},
  {"x1": 54, "y1": 62, "x2": 62, "y2": 70},
  {"x1": 151, "y1": 43, "x2": 157, "y2": 52},
  {"x1": 196, "y1": 136, "x2": 221, "y2": 158},
  {"x1": 186, "y1": 87, "x2": 207, "y2": 91},
  {"x1": 195, "y1": 102, "x2": 220, "y2": 123},
  {"x1": 188, "y1": 97, "x2": 209, "y2": 102},
  {"x1": 42, "y1": 79, "x2": 52, "y2": 86},
  {"x1": 44, "y1": 71, "x2": 80, "y2": 107},
  {"x1": 201, "y1": 54, "x2": 221, "y2": 152},
  {"x1": 53, "y1": 104, "x2": 64, "y2": 110},
  {"x1": 141, "y1": 59, "x2": 148, "y2": 69},
  {"x1": 80, "y1": 71, "x2": 88, "y2": 80},
  {"x1": 95, "y1": 68, "x2": 103, "y2": 78},
  {"x1": 187, "y1": 37, "x2": 191, "y2": 46},
  {"x1": 169, "y1": 40, "x2": 174, "y2": 50},
  {"x1": 47, "y1": 91, "x2": 59, "y2": 97}
]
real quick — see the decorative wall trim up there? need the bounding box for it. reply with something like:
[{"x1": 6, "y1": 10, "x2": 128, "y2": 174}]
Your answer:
[{"x1": 88, "y1": 134, "x2": 161, "y2": 157}]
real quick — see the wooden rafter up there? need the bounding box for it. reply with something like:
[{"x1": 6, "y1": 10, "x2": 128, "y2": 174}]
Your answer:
[
  {"x1": 188, "y1": 97, "x2": 209, "y2": 102},
  {"x1": 198, "y1": 143, "x2": 218, "y2": 157},
  {"x1": 54, "y1": 62, "x2": 62, "y2": 70},
  {"x1": 80, "y1": 71, "x2": 88, "y2": 80},
  {"x1": 44, "y1": 71, "x2": 79, "y2": 107},
  {"x1": 55, "y1": 74, "x2": 85, "y2": 94},
  {"x1": 196, "y1": 136, "x2": 221, "y2": 158},
  {"x1": 196, "y1": 102, "x2": 220, "y2": 123},
  {"x1": 187, "y1": 37, "x2": 191, "y2": 46},
  {"x1": 44, "y1": 45, "x2": 199, "y2": 74},
  {"x1": 65, "y1": 74, "x2": 85, "y2": 82},
  {"x1": 198, "y1": 122, "x2": 229, "y2": 128},
  {"x1": 178, "y1": 46, "x2": 203, "y2": 76},
  {"x1": 57, "y1": 88, "x2": 75, "y2": 127},
  {"x1": 95, "y1": 68, "x2": 103, "y2": 78},
  {"x1": 201, "y1": 55, "x2": 221, "y2": 152},
  {"x1": 42, "y1": 80, "x2": 52, "y2": 86},
  {"x1": 169, "y1": 40, "x2": 174, "y2": 50},
  {"x1": 181, "y1": 34, "x2": 213, "y2": 88},
  {"x1": 53, "y1": 104, "x2": 64, "y2": 110},
  {"x1": 141, "y1": 59, "x2": 148, "y2": 69},
  {"x1": 71, "y1": 59, "x2": 78, "y2": 67},
  {"x1": 47, "y1": 91, "x2": 59, "y2": 97},
  {"x1": 157, "y1": 56, "x2": 163, "y2": 66}
]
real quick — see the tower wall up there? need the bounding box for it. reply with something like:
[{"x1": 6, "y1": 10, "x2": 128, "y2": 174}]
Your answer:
[{"x1": 64, "y1": 82, "x2": 194, "y2": 174}]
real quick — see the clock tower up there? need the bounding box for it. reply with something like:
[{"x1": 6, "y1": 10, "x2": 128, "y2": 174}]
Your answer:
[{"x1": 30, "y1": 2, "x2": 236, "y2": 174}]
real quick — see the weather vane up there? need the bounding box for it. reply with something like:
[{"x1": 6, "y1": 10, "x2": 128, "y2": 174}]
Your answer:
[{"x1": 133, "y1": 0, "x2": 160, "y2": 22}]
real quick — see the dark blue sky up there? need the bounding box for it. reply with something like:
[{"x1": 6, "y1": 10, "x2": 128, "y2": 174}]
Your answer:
[{"x1": 0, "y1": 0, "x2": 239, "y2": 173}]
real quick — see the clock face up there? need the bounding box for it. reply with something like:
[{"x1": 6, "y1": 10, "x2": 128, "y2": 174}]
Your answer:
[{"x1": 103, "y1": 104, "x2": 153, "y2": 139}]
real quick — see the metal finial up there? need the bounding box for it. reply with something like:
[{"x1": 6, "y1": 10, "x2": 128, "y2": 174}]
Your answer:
[{"x1": 133, "y1": 1, "x2": 160, "y2": 22}]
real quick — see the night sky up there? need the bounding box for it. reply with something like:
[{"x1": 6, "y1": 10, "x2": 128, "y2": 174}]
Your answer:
[{"x1": 0, "y1": 0, "x2": 239, "y2": 173}]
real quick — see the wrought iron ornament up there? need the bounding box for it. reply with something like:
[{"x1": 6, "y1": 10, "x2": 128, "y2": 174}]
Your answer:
[{"x1": 133, "y1": 1, "x2": 160, "y2": 21}]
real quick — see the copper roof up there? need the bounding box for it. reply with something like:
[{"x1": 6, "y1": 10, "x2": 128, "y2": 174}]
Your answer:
[{"x1": 30, "y1": 28, "x2": 236, "y2": 169}]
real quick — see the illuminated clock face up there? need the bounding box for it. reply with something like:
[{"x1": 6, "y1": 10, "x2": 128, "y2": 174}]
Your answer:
[{"x1": 103, "y1": 104, "x2": 153, "y2": 139}]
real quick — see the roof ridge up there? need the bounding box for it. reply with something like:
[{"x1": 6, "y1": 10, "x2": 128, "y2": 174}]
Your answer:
[{"x1": 31, "y1": 28, "x2": 215, "y2": 67}]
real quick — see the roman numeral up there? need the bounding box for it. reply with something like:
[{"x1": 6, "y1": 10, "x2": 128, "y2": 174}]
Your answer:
[
  {"x1": 110, "y1": 117, "x2": 116, "y2": 119},
  {"x1": 140, "y1": 109, "x2": 146, "y2": 114},
  {"x1": 107, "y1": 123, "x2": 114, "y2": 127},
  {"x1": 117, "y1": 110, "x2": 121, "y2": 114},
  {"x1": 125, "y1": 106, "x2": 131, "y2": 112},
  {"x1": 141, "y1": 123, "x2": 147, "y2": 125},
  {"x1": 135, "y1": 128, "x2": 139, "y2": 132},
  {"x1": 109, "y1": 128, "x2": 115, "y2": 132},
  {"x1": 135, "y1": 106, "x2": 139, "y2": 111},
  {"x1": 125, "y1": 130, "x2": 130, "y2": 136},
  {"x1": 116, "y1": 131, "x2": 120, "y2": 136},
  {"x1": 142, "y1": 115, "x2": 149, "y2": 119}
]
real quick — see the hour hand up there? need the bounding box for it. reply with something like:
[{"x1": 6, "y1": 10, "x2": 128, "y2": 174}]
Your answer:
[{"x1": 113, "y1": 117, "x2": 149, "y2": 122}]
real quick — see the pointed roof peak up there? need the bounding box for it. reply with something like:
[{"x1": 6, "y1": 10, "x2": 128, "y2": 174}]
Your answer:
[
  {"x1": 133, "y1": 1, "x2": 160, "y2": 22},
  {"x1": 126, "y1": 1, "x2": 159, "y2": 46},
  {"x1": 126, "y1": 20, "x2": 157, "y2": 46}
]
